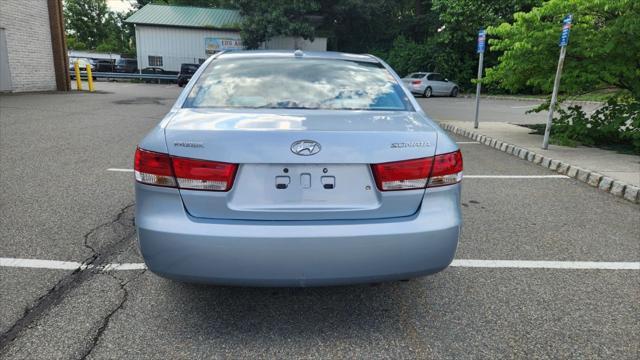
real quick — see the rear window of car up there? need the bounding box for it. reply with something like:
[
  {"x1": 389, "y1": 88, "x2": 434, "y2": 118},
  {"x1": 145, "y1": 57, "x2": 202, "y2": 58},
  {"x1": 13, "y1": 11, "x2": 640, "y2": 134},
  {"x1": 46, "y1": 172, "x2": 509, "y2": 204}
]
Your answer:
[
  {"x1": 183, "y1": 58, "x2": 413, "y2": 111},
  {"x1": 409, "y1": 73, "x2": 426, "y2": 78}
]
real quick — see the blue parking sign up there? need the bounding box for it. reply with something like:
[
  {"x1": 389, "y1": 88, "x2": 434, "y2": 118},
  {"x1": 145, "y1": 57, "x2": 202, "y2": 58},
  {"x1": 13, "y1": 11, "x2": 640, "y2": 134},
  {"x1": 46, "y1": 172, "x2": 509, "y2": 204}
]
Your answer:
[
  {"x1": 477, "y1": 29, "x2": 486, "y2": 53},
  {"x1": 559, "y1": 14, "x2": 573, "y2": 47}
]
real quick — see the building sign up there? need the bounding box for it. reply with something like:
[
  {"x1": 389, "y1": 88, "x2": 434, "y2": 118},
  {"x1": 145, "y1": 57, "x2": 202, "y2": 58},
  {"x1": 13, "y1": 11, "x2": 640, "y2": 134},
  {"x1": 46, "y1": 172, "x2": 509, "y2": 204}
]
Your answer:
[
  {"x1": 559, "y1": 14, "x2": 573, "y2": 47},
  {"x1": 205, "y1": 37, "x2": 243, "y2": 55},
  {"x1": 477, "y1": 29, "x2": 486, "y2": 53}
]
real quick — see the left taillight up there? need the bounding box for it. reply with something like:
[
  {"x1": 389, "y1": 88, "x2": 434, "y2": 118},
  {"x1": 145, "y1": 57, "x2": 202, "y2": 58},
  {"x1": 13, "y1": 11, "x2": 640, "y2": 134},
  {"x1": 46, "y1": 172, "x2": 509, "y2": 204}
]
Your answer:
[
  {"x1": 134, "y1": 147, "x2": 237, "y2": 191},
  {"x1": 134, "y1": 148, "x2": 177, "y2": 188},
  {"x1": 172, "y1": 157, "x2": 237, "y2": 191}
]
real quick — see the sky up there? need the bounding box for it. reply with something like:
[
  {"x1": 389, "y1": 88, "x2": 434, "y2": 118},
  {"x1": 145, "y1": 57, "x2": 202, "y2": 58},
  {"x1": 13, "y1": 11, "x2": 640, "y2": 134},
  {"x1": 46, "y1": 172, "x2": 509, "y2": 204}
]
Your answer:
[{"x1": 106, "y1": 0, "x2": 133, "y2": 13}]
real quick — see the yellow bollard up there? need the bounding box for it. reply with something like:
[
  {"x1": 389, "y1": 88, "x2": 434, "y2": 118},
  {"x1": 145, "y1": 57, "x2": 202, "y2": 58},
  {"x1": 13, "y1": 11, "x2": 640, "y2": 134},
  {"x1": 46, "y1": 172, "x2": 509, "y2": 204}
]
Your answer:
[
  {"x1": 74, "y1": 60, "x2": 82, "y2": 91},
  {"x1": 86, "y1": 64, "x2": 95, "y2": 92}
]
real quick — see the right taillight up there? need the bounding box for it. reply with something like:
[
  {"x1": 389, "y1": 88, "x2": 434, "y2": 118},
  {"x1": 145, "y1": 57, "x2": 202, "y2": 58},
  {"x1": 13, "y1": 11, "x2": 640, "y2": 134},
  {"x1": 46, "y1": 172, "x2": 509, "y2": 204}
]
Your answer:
[
  {"x1": 134, "y1": 147, "x2": 237, "y2": 191},
  {"x1": 371, "y1": 150, "x2": 463, "y2": 191},
  {"x1": 371, "y1": 157, "x2": 433, "y2": 191},
  {"x1": 428, "y1": 150, "x2": 463, "y2": 187},
  {"x1": 411, "y1": 80, "x2": 422, "y2": 85}
]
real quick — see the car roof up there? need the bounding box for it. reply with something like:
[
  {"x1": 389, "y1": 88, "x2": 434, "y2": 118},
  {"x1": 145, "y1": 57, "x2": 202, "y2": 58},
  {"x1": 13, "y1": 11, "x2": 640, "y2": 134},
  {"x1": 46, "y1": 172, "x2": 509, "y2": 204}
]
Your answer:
[
  {"x1": 216, "y1": 50, "x2": 379, "y2": 63},
  {"x1": 407, "y1": 72, "x2": 440, "y2": 77}
]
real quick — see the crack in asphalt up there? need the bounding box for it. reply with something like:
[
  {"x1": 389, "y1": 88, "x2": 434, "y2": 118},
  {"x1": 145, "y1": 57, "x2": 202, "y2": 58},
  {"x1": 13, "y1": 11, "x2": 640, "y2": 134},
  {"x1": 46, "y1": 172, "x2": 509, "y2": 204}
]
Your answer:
[
  {"x1": 0, "y1": 203, "x2": 137, "y2": 353},
  {"x1": 80, "y1": 269, "x2": 147, "y2": 360}
]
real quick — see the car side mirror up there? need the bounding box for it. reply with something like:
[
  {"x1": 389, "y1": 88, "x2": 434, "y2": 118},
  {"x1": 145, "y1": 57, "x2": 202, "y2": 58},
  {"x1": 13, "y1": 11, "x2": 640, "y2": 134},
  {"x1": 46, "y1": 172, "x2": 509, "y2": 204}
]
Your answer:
[{"x1": 445, "y1": 78, "x2": 449, "y2": 82}]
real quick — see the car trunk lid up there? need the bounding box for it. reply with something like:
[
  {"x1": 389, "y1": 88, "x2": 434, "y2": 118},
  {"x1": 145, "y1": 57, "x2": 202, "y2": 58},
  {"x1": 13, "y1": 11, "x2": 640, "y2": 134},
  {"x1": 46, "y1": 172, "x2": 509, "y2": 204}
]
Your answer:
[{"x1": 164, "y1": 108, "x2": 438, "y2": 220}]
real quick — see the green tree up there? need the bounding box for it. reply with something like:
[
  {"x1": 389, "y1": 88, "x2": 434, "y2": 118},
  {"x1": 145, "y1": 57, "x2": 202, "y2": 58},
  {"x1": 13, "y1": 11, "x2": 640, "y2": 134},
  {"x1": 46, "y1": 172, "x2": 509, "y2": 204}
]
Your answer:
[
  {"x1": 317, "y1": 0, "x2": 438, "y2": 53},
  {"x1": 65, "y1": 0, "x2": 135, "y2": 54},
  {"x1": 64, "y1": 0, "x2": 112, "y2": 49},
  {"x1": 235, "y1": 0, "x2": 320, "y2": 49},
  {"x1": 65, "y1": 35, "x2": 88, "y2": 50},
  {"x1": 428, "y1": 0, "x2": 541, "y2": 89},
  {"x1": 485, "y1": 0, "x2": 640, "y2": 98},
  {"x1": 95, "y1": 11, "x2": 136, "y2": 55}
]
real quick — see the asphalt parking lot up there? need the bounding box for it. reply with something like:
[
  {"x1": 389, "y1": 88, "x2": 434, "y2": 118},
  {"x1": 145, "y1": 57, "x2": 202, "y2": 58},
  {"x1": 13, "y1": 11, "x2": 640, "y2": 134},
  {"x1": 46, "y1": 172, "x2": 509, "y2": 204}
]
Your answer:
[
  {"x1": 421, "y1": 96, "x2": 601, "y2": 125},
  {"x1": 1, "y1": 83, "x2": 638, "y2": 359}
]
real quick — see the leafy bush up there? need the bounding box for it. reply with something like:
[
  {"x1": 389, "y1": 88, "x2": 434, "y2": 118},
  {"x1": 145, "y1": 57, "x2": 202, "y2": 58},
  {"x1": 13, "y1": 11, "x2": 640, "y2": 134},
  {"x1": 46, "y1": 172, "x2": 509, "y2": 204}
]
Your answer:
[
  {"x1": 380, "y1": 36, "x2": 466, "y2": 90},
  {"x1": 485, "y1": 0, "x2": 640, "y2": 99},
  {"x1": 540, "y1": 97, "x2": 640, "y2": 154}
]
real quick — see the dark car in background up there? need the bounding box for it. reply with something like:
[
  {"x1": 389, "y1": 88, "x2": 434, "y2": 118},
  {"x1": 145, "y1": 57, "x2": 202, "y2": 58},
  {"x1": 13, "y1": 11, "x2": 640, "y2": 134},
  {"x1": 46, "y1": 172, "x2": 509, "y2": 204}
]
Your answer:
[
  {"x1": 141, "y1": 67, "x2": 178, "y2": 84},
  {"x1": 93, "y1": 59, "x2": 116, "y2": 72},
  {"x1": 177, "y1": 63, "x2": 199, "y2": 87},
  {"x1": 114, "y1": 58, "x2": 138, "y2": 73}
]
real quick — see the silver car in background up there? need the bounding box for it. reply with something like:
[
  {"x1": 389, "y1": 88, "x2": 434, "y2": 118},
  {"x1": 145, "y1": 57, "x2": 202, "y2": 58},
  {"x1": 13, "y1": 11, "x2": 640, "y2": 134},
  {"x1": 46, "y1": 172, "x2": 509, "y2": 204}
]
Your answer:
[
  {"x1": 134, "y1": 50, "x2": 462, "y2": 287},
  {"x1": 402, "y1": 72, "x2": 459, "y2": 98}
]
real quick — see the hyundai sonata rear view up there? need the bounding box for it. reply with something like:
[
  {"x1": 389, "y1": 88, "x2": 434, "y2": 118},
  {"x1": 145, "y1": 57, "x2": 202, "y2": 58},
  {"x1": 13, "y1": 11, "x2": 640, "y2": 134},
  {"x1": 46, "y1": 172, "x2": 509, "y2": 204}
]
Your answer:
[{"x1": 134, "y1": 50, "x2": 462, "y2": 287}]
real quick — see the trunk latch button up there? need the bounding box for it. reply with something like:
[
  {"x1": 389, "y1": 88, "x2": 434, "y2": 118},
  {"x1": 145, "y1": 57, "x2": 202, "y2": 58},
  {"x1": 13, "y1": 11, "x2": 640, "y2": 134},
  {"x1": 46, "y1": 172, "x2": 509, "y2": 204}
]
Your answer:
[
  {"x1": 275, "y1": 176, "x2": 290, "y2": 189},
  {"x1": 322, "y1": 176, "x2": 335, "y2": 189}
]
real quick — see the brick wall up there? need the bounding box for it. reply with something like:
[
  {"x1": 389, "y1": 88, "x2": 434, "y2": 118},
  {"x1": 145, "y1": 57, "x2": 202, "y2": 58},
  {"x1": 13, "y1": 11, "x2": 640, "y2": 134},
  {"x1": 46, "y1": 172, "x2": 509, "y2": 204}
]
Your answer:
[{"x1": 0, "y1": 0, "x2": 57, "y2": 92}]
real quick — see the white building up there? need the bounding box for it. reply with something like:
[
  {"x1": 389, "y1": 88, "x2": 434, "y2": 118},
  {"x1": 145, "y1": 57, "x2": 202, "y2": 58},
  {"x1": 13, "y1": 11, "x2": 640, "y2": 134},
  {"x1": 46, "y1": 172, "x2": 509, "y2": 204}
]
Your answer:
[
  {"x1": 125, "y1": 4, "x2": 327, "y2": 72},
  {"x1": 68, "y1": 50, "x2": 121, "y2": 62},
  {"x1": 0, "y1": 0, "x2": 69, "y2": 92}
]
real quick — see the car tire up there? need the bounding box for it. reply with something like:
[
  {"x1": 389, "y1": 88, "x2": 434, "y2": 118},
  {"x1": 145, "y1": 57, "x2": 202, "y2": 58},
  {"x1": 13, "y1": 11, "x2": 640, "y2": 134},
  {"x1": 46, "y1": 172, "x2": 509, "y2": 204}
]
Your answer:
[
  {"x1": 423, "y1": 87, "x2": 432, "y2": 98},
  {"x1": 450, "y1": 87, "x2": 458, "y2": 97}
]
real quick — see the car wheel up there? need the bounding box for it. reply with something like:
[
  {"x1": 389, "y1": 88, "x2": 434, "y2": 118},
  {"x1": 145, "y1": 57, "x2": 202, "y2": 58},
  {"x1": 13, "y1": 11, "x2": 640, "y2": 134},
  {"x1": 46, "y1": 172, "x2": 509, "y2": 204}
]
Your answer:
[
  {"x1": 450, "y1": 87, "x2": 458, "y2": 97},
  {"x1": 423, "y1": 87, "x2": 432, "y2": 98}
]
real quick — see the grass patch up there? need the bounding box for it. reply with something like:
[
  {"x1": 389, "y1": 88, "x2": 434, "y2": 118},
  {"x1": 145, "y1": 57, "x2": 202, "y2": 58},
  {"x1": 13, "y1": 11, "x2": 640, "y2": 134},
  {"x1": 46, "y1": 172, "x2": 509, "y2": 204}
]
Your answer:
[{"x1": 519, "y1": 124, "x2": 638, "y2": 155}]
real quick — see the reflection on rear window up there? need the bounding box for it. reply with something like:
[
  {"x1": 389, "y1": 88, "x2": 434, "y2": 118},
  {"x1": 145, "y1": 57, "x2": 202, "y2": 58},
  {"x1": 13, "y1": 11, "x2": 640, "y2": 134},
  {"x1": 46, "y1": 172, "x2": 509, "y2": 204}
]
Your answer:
[{"x1": 183, "y1": 58, "x2": 413, "y2": 111}]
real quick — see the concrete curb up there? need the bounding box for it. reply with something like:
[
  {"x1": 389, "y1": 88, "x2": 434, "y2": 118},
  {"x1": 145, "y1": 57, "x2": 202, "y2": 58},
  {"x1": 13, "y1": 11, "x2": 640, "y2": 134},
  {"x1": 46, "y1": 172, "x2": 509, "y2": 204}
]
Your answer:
[
  {"x1": 441, "y1": 123, "x2": 640, "y2": 204},
  {"x1": 458, "y1": 94, "x2": 604, "y2": 106}
]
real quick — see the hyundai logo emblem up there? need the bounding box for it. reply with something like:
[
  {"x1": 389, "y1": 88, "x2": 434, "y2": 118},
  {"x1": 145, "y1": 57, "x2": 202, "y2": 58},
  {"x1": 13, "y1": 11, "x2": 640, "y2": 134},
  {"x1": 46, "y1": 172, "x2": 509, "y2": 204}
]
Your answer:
[{"x1": 291, "y1": 140, "x2": 321, "y2": 156}]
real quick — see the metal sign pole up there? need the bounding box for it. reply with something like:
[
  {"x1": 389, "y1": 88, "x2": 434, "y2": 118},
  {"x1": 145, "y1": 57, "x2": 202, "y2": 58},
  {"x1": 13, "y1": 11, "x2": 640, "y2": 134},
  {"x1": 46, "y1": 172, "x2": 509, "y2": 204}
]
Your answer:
[
  {"x1": 473, "y1": 52, "x2": 484, "y2": 129},
  {"x1": 542, "y1": 14, "x2": 572, "y2": 149},
  {"x1": 542, "y1": 46, "x2": 567, "y2": 149},
  {"x1": 474, "y1": 29, "x2": 486, "y2": 129}
]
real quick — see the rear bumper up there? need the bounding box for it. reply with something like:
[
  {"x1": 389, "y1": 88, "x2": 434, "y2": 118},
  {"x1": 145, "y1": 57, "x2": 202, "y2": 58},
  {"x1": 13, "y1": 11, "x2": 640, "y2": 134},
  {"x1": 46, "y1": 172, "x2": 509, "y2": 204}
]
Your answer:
[
  {"x1": 135, "y1": 183, "x2": 461, "y2": 286},
  {"x1": 409, "y1": 84, "x2": 426, "y2": 94}
]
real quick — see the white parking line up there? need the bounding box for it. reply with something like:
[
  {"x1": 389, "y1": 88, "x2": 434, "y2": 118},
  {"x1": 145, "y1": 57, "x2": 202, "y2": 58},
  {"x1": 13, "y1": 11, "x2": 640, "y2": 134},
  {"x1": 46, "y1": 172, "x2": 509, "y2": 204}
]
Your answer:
[
  {"x1": 100, "y1": 263, "x2": 147, "y2": 271},
  {"x1": 464, "y1": 175, "x2": 569, "y2": 179},
  {"x1": 451, "y1": 260, "x2": 640, "y2": 270},
  {"x1": 0, "y1": 258, "x2": 85, "y2": 270},
  {"x1": 456, "y1": 141, "x2": 481, "y2": 144},
  {"x1": 1, "y1": 257, "x2": 638, "y2": 271},
  {"x1": 0, "y1": 258, "x2": 144, "y2": 271},
  {"x1": 107, "y1": 168, "x2": 134, "y2": 172}
]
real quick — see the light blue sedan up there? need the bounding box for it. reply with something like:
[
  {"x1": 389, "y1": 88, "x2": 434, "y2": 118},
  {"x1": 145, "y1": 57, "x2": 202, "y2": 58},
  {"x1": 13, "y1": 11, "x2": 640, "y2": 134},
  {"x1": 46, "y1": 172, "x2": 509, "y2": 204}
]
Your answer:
[{"x1": 134, "y1": 50, "x2": 462, "y2": 286}]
